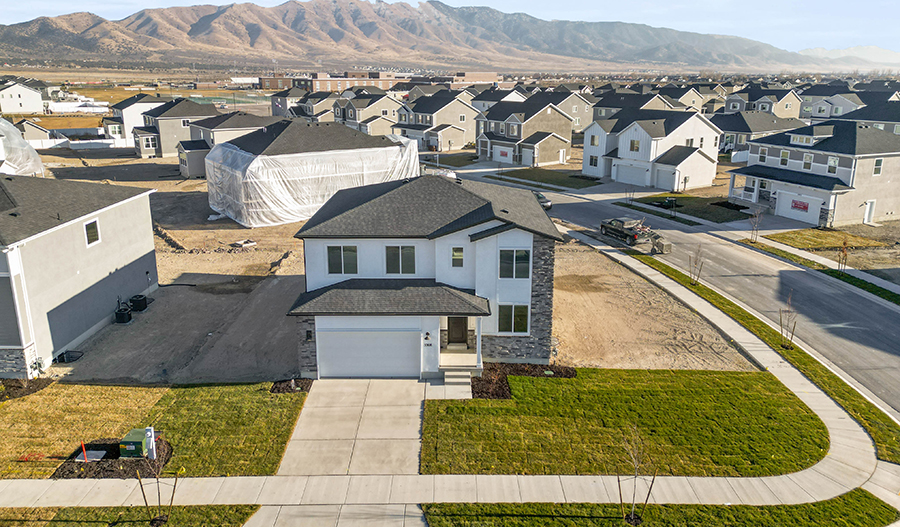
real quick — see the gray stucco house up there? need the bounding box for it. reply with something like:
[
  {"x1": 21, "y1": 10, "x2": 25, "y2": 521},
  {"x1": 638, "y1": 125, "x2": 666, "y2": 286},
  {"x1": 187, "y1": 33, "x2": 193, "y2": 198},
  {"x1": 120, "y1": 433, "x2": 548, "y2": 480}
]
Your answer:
[
  {"x1": 133, "y1": 98, "x2": 220, "y2": 158},
  {"x1": 0, "y1": 177, "x2": 157, "y2": 378},
  {"x1": 288, "y1": 175, "x2": 562, "y2": 379},
  {"x1": 177, "y1": 111, "x2": 282, "y2": 178}
]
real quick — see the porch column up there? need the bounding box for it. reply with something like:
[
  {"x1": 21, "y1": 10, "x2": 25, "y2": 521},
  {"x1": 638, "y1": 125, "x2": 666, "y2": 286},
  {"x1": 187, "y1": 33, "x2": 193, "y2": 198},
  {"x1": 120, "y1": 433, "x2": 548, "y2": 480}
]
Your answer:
[
  {"x1": 476, "y1": 317, "x2": 483, "y2": 369},
  {"x1": 728, "y1": 173, "x2": 736, "y2": 199}
]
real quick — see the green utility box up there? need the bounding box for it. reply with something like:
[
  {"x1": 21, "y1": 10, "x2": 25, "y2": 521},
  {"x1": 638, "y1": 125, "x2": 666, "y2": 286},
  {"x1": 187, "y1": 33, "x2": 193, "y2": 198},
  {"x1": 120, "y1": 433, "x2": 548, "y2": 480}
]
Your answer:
[{"x1": 119, "y1": 429, "x2": 148, "y2": 458}]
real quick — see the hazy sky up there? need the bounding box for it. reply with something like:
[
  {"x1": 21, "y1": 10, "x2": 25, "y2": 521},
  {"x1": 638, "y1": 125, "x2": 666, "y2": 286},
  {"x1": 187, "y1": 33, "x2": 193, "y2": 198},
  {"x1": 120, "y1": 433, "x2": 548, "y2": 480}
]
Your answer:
[{"x1": 1, "y1": 0, "x2": 897, "y2": 53}]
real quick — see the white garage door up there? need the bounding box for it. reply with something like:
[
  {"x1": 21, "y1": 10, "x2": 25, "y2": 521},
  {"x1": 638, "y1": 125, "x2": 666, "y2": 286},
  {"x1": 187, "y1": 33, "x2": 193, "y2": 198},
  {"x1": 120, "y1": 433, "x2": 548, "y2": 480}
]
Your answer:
[
  {"x1": 521, "y1": 148, "x2": 534, "y2": 167},
  {"x1": 656, "y1": 169, "x2": 677, "y2": 191},
  {"x1": 493, "y1": 145, "x2": 514, "y2": 164},
  {"x1": 615, "y1": 165, "x2": 646, "y2": 186},
  {"x1": 775, "y1": 191, "x2": 822, "y2": 225},
  {"x1": 317, "y1": 330, "x2": 421, "y2": 378}
]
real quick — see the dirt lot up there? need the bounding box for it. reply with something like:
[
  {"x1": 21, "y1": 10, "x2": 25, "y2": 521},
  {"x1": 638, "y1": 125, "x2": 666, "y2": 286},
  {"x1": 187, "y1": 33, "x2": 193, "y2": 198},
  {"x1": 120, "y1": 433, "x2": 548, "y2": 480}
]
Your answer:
[
  {"x1": 552, "y1": 240, "x2": 755, "y2": 371},
  {"x1": 821, "y1": 220, "x2": 900, "y2": 285}
]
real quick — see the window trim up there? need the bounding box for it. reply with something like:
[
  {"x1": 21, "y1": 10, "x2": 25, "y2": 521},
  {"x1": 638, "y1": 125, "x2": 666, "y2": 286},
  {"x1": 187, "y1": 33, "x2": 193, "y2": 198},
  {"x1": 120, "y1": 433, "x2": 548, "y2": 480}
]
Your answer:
[
  {"x1": 780, "y1": 150, "x2": 790, "y2": 166},
  {"x1": 497, "y1": 304, "x2": 529, "y2": 334},
  {"x1": 84, "y1": 218, "x2": 101, "y2": 248},
  {"x1": 758, "y1": 147, "x2": 767, "y2": 163},
  {"x1": 451, "y1": 246, "x2": 464, "y2": 268},
  {"x1": 827, "y1": 156, "x2": 839, "y2": 174},
  {"x1": 629, "y1": 139, "x2": 640, "y2": 152},
  {"x1": 499, "y1": 248, "x2": 531, "y2": 279},
  {"x1": 181, "y1": 119, "x2": 191, "y2": 128},
  {"x1": 326, "y1": 245, "x2": 358, "y2": 275},
  {"x1": 385, "y1": 245, "x2": 416, "y2": 274},
  {"x1": 802, "y1": 153, "x2": 813, "y2": 171},
  {"x1": 874, "y1": 158, "x2": 883, "y2": 176}
]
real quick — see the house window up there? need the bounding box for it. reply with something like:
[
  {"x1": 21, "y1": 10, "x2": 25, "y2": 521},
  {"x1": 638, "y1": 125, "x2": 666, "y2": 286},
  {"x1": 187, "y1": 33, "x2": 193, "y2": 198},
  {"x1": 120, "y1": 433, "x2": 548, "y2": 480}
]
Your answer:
[
  {"x1": 803, "y1": 153, "x2": 813, "y2": 170},
  {"x1": 84, "y1": 220, "x2": 100, "y2": 247},
  {"x1": 381, "y1": 109, "x2": 388, "y2": 116},
  {"x1": 142, "y1": 136, "x2": 158, "y2": 150},
  {"x1": 874, "y1": 159, "x2": 883, "y2": 176},
  {"x1": 828, "y1": 156, "x2": 839, "y2": 174},
  {"x1": 589, "y1": 155, "x2": 598, "y2": 167},
  {"x1": 758, "y1": 147, "x2": 767, "y2": 163},
  {"x1": 759, "y1": 180, "x2": 768, "y2": 190},
  {"x1": 327, "y1": 246, "x2": 358, "y2": 274},
  {"x1": 803, "y1": 106, "x2": 812, "y2": 113},
  {"x1": 725, "y1": 133, "x2": 735, "y2": 144},
  {"x1": 894, "y1": 125, "x2": 900, "y2": 135},
  {"x1": 451, "y1": 247, "x2": 464, "y2": 268},
  {"x1": 629, "y1": 140, "x2": 640, "y2": 152},
  {"x1": 738, "y1": 134, "x2": 746, "y2": 144},
  {"x1": 759, "y1": 104, "x2": 768, "y2": 111},
  {"x1": 874, "y1": 123, "x2": 885, "y2": 130},
  {"x1": 499, "y1": 249, "x2": 530, "y2": 279},
  {"x1": 780, "y1": 150, "x2": 790, "y2": 166},
  {"x1": 386, "y1": 246, "x2": 415, "y2": 274},
  {"x1": 714, "y1": 136, "x2": 719, "y2": 147},
  {"x1": 590, "y1": 135, "x2": 599, "y2": 147},
  {"x1": 573, "y1": 117, "x2": 580, "y2": 126},
  {"x1": 498, "y1": 304, "x2": 529, "y2": 333},
  {"x1": 730, "y1": 103, "x2": 739, "y2": 110},
  {"x1": 832, "y1": 107, "x2": 842, "y2": 115},
  {"x1": 509, "y1": 124, "x2": 518, "y2": 136},
  {"x1": 459, "y1": 114, "x2": 466, "y2": 122},
  {"x1": 181, "y1": 119, "x2": 190, "y2": 128},
  {"x1": 699, "y1": 137, "x2": 704, "y2": 148},
  {"x1": 685, "y1": 138, "x2": 694, "y2": 147},
  {"x1": 786, "y1": 103, "x2": 792, "y2": 109},
  {"x1": 109, "y1": 125, "x2": 121, "y2": 136},
  {"x1": 399, "y1": 114, "x2": 407, "y2": 122},
  {"x1": 817, "y1": 106, "x2": 827, "y2": 114}
]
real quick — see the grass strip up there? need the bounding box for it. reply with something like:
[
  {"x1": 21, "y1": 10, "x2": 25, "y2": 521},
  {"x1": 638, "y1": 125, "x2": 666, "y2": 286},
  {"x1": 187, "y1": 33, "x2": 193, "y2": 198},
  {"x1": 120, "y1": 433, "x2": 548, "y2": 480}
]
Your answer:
[
  {"x1": 765, "y1": 228, "x2": 885, "y2": 250},
  {"x1": 624, "y1": 248, "x2": 900, "y2": 464},
  {"x1": 0, "y1": 505, "x2": 258, "y2": 526},
  {"x1": 423, "y1": 489, "x2": 899, "y2": 527},
  {"x1": 634, "y1": 193, "x2": 748, "y2": 223},
  {"x1": 612, "y1": 202, "x2": 701, "y2": 226},
  {"x1": 738, "y1": 240, "x2": 900, "y2": 307}
]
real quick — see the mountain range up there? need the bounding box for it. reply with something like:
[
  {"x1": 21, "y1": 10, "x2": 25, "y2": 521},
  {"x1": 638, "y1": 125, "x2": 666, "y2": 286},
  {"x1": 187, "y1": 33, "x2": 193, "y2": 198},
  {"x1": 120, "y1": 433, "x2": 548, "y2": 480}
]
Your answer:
[
  {"x1": 799, "y1": 46, "x2": 900, "y2": 67},
  {"x1": 0, "y1": 0, "x2": 889, "y2": 71}
]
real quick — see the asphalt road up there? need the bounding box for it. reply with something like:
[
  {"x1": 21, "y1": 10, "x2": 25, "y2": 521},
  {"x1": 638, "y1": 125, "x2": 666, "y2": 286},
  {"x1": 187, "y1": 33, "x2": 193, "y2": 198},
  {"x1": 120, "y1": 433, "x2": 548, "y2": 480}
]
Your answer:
[{"x1": 548, "y1": 191, "x2": 900, "y2": 421}]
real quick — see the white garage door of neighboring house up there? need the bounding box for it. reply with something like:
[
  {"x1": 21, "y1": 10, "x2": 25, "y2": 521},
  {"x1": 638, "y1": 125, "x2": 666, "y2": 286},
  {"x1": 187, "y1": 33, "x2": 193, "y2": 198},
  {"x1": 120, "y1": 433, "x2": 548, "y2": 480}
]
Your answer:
[
  {"x1": 521, "y1": 148, "x2": 534, "y2": 167},
  {"x1": 656, "y1": 168, "x2": 677, "y2": 192},
  {"x1": 317, "y1": 330, "x2": 421, "y2": 378},
  {"x1": 775, "y1": 191, "x2": 823, "y2": 225},
  {"x1": 493, "y1": 145, "x2": 515, "y2": 164},
  {"x1": 615, "y1": 164, "x2": 647, "y2": 186}
]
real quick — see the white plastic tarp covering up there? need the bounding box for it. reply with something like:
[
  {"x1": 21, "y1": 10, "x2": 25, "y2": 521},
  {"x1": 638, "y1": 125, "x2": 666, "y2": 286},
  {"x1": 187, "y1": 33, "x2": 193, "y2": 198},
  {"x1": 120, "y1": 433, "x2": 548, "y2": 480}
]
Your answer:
[
  {"x1": 206, "y1": 134, "x2": 418, "y2": 228},
  {"x1": 0, "y1": 118, "x2": 43, "y2": 176}
]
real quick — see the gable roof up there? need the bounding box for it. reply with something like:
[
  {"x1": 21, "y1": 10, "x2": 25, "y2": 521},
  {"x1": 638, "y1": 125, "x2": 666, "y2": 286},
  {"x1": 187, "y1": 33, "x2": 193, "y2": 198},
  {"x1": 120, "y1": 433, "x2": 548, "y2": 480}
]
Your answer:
[
  {"x1": 190, "y1": 111, "x2": 281, "y2": 131},
  {"x1": 143, "y1": 98, "x2": 220, "y2": 119},
  {"x1": 730, "y1": 89, "x2": 796, "y2": 103},
  {"x1": 653, "y1": 145, "x2": 699, "y2": 166},
  {"x1": 302, "y1": 91, "x2": 340, "y2": 105},
  {"x1": 472, "y1": 89, "x2": 519, "y2": 102},
  {"x1": 836, "y1": 101, "x2": 900, "y2": 124},
  {"x1": 348, "y1": 94, "x2": 389, "y2": 109},
  {"x1": 271, "y1": 87, "x2": 308, "y2": 98},
  {"x1": 295, "y1": 175, "x2": 562, "y2": 241},
  {"x1": 593, "y1": 108, "x2": 698, "y2": 136},
  {"x1": 799, "y1": 85, "x2": 850, "y2": 97},
  {"x1": 751, "y1": 120, "x2": 900, "y2": 156},
  {"x1": 731, "y1": 164, "x2": 851, "y2": 192},
  {"x1": 0, "y1": 176, "x2": 151, "y2": 247},
  {"x1": 710, "y1": 111, "x2": 805, "y2": 134},
  {"x1": 482, "y1": 101, "x2": 568, "y2": 123},
  {"x1": 593, "y1": 93, "x2": 669, "y2": 110},
  {"x1": 407, "y1": 94, "x2": 457, "y2": 115},
  {"x1": 226, "y1": 120, "x2": 399, "y2": 156},
  {"x1": 525, "y1": 91, "x2": 588, "y2": 107}
]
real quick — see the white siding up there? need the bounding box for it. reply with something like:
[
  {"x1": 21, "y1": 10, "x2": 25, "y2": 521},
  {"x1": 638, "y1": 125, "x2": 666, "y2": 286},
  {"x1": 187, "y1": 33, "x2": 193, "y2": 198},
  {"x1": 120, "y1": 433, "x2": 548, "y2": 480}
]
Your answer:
[
  {"x1": 305, "y1": 238, "x2": 437, "y2": 290},
  {"x1": 618, "y1": 124, "x2": 653, "y2": 162}
]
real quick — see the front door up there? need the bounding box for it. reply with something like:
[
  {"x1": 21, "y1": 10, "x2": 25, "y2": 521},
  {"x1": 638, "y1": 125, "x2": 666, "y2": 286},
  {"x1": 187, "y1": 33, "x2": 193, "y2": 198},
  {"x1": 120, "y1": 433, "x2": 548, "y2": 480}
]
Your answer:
[
  {"x1": 864, "y1": 200, "x2": 876, "y2": 223},
  {"x1": 448, "y1": 317, "x2": 467, "y2": 344}
]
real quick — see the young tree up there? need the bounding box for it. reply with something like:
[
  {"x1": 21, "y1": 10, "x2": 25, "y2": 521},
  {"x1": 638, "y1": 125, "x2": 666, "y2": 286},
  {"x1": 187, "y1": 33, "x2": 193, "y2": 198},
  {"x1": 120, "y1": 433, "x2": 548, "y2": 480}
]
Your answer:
[
  {"x1": 749, "y1": 207, "x2": 764, "y2": 243},
  {"x1": 618, "y1": 424, "x2": 656, "y2": 525},
  {"x1": 688, "y1": 244, "x2": 704, "y2": 286},
  {"x1": 779, "y1": 291, "x2": 799, "y2": 350},
  {"x1": 838, "y1": 237, "x2": 850, "y2": 273}
]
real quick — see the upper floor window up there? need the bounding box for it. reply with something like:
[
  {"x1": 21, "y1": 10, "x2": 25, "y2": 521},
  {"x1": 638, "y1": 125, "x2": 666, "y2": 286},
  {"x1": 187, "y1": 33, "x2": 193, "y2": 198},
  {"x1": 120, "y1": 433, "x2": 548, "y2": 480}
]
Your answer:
[
  {"x1": 84, "y1": 219, "x2": 100, "y2": 247},
  {"x1": 803, "y1": 106, "x2": 812, "y2": 113},
  {"x1": 759, "y1": 104, "x2": 769, "y2": 111},
  {"x1": 729, "y1": 102, "x2": 740, "y2": 110},
  {"x1": 685, "y1": 138, "x2": 694, "y2": 147},
  {"x1": 785, "y1": 103, "x2": 792, "y2": 109},
  {"x1": 832, "y1": 107, "x2": 842, "y2": 115},
  {"x1": 803, "y1": 153, "x2": 813, "y2": 171},
  {"x1": 181, "y1": 119, "x2": 190, "y2": 128},
  {"x1": 758, "y1": 147, "x2": 768, "y2": 163},
  {"x1": 590, "y1": 135, "x2": 599, "y2": 147},
  {"x1": 780, "y1": 150, "x2": 789, "y2": 166},
  {"x1": 817, "y1": 106, "x2": 827, "y2": 114},
  {"x1": 894, "y1": 125, "x2": 900, "y2": 135},
  {"x1": 386, "y1": 246, "x2": 415, "y2": 274},
  {"x1": 381, "y1": 109, "x2": 388, "y2": 116},
  {"x1": 459, "y1": 114, "x2": 466, "y2": 122},
  {"x1": 509, "y1": 124, "x2": 518, "y2": 136},
  {"x1": 629, "y1": 140, "x2": 640, "y2": 152},
  {"x1": 451, "y1": 247, "x2": 464, "y2": 268},
  {"x1": 827, "y1": 156, "x2": 839, "y2": 174},
  {"x1": 327, "y1": 246, "x2": 358, "y2": 274},
  {"x1": 499, "y1": 249, "x2": 530, "y2": 279},
  {"x1": 874, "y1": 159, "x2": 883, "y2": 176},
  {"x1": 874, "y1": 123, "x2": 885, "y2": 130},
  {"x1": 573, "y1": 118, "x2": 580, "y2": 126},
  {"x1": 737, "y1": 134, "x2": 746, "y2": 144}
]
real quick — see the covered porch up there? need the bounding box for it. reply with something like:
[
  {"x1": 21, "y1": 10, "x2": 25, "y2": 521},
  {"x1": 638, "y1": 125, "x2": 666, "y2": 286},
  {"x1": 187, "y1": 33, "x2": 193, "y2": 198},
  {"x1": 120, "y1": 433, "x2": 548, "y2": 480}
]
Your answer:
[{"x1": 439, "y1": 315, "x2": 483, "y2": 376}]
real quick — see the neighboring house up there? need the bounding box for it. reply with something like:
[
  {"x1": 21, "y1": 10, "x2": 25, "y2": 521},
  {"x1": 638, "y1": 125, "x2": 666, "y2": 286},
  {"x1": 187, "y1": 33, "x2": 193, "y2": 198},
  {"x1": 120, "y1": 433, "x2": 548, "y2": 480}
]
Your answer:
[
  {"x1": 341, "y1": 86, "x2": 386, "y2": 99},
  {"x1": 0, "y1": 83, "x2": 44, "y2": 114},
  {"x1": 833, "y1": 101, "x2": 900, "y2": 132},
  {"x1": 592, "y1": 93, "x2": 676, "y2": 120},
  {"x1": 393, "y1": 94, "x2": 480, "y2": 151},
  {"x1": 476, "y1": 101, "x2": 573, "y2": 166},
  {"x1": 525, "y1": 91, "x2": 594, "y2": 133},
  {"x1": 710, "y1": 111, "x2": 806, "y2": 162},
  {"x1": 582, "y1": 108, "x2": 721, "y2": 190},
  {"x1": 728, "y1": 120, "x2": 900, "y2": 226},
  {"x1": 470, "y1": 89, "x2": 528, "y2": 113},
  {"x1": 406, "y1": 85, "x2": 452, "y2": 102},
  {"x1": 133, "y1": 98, "x2": 220, "y2": 158},
  {"x1": 334, "y1": 95, "x2": 403, "y2": 135},
  {"x1": 655, "y1": 87, "x2": 704, "y2": 111},
  {"x1": 176, "y1": 111, "x2": 281, "y2": 178},
  {"x1": 290, "y1": 91, "x2": 340, "y2": 123},
  {"x1": 0, "y1": 176, "x2": 157, "y2": 379},
  {"x1": 104, "y1": 93, "x2": 173, "y2": 141},
  {"x1": 797, "y1": 84, "x2": 853, "y2": 119},
  {"x1": 288, "y1": 175, "x2": 563, "y2": 379},
  {"x1": 808, "y1": 92, "x2": 900, "y2": 122},
  {"x1": 271, "y1": 87, "x2": 309, "y2": 117},
  {"x1": 13, "y1": 120, "x2": 52, "y2": 141},
  {"x1": 724, "y1": 89, "x2": 802, "y2": 119}
]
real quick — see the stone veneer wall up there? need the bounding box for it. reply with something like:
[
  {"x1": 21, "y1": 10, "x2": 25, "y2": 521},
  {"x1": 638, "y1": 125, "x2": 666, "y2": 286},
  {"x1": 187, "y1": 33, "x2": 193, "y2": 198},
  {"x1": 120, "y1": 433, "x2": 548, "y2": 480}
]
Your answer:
[
  {"x1": 0, "y1": 348, "x2": 27, "y2": 379},
  {"x1": 481, "y1": 235, "x2": 555, "y2": 363},
  {"x1": 296, "y1": 317, "x2": 318, "y2": 378}
]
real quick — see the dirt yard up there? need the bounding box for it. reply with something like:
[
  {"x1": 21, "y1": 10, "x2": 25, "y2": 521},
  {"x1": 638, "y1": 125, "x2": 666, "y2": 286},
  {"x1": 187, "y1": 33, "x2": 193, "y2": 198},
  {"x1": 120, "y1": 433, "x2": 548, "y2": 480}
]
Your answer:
[
  {"x1": 820, "y1": 220, "x2": 900, "y2": 285},
  {"x1": 552, "y1": 240, "x2": 755, "y2": 371}
]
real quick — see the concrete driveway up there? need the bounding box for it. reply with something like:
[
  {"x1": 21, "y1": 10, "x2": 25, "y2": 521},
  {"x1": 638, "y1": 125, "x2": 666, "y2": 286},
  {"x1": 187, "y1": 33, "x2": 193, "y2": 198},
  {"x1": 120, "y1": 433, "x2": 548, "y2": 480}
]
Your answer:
[{"x1": 278, "y1": 380, "x2": 425, "y2": 476}]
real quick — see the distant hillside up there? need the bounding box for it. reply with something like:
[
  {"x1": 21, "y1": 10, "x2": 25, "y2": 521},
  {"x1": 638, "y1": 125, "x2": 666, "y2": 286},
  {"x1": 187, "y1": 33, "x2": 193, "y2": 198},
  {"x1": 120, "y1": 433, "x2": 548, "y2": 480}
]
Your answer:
[
  {"x1": 800, "y1": 46, "x2": 900, "y2": 67},
  {"x1": 0, "y1": 0, "x2": 869, "y2": 71}
]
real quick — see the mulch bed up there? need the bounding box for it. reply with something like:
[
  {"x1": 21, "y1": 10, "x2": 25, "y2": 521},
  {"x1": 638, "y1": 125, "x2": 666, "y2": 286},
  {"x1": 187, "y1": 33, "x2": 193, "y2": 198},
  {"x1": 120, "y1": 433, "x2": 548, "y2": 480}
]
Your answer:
[
  {"x1": 51, "y1": 437, "x2": 172, "y2": 479},
  {"x1": 472, "y1": 363, "x2": 576, "y2": 400},
  {"x1": 270, "y1": 378, "x2": 313, "y2": 394},
  {"x1": 0, "y1": 378, "x2": 54, "y2": 402}
]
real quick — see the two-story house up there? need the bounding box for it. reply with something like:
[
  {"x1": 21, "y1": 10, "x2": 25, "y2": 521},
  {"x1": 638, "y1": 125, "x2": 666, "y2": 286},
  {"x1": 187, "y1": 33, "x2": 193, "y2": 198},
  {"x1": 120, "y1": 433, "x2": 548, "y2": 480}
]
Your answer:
[
  {"x1": 288, "y1": 175, "x2": 562, "y2": 379},
  {"x1": 525, "y1": 91, "x2": 595, "y2": 133},
  {"x1": 289, "y1": 91, "x2": 340, "y2": 123},
  {"x1": 710, "y1": 111, "x2": 805, "y2": 162},
  {"x1": 102, "y1": 93, "x2": 173, "y2": 143},
  {"x1": 271, "y1": 87, "x2": 309, "y2": 117},
  {"x1": 476, "y1": 101, "x2": 573, "y2": 166},
  {"x1": 797, "y1": 84, "x2": 853, "y2": 119},
  {"x1": 392, "y1": 94, "x2": 480, "y2": 151},
  {"x1": 0, "y1": 82, "x2": 44, "y2": 115},
  {"x1": 334, "y1": 94, "x2": 403, "y2": 136},
  {"x1": 176, "y1": 112, "x2": 282, "y2": 178},
  {"x1": 724, "y1": 89, "x2": 802, "y2": 119},
  {"x1": 470, "y1": 89, "x2": 528, "y2": 113},
  {"x1": 728, "y1": 121, "x2": 900, "y2": 226},
  {"x1": 132, "y1": 98, "x2": 219, "y2": 158},
  {"x1": 582, "y1": 108, "x2": 721, "y2": 190},
  {"x1": 406, "y1": 85, "x2": 452, "y2": 103},
  {"x1": 655, "y1": 87, "x2": 704, "y2": 111},
  {"x1": 592, "y1": 93, "x2": 677, "y2": 121},
  {"x1": 833, "y1": 101, "x2": 900, "y2": 132},
  {"x1": 808, "y1": 91, "x2": 899, "y2": 122}
]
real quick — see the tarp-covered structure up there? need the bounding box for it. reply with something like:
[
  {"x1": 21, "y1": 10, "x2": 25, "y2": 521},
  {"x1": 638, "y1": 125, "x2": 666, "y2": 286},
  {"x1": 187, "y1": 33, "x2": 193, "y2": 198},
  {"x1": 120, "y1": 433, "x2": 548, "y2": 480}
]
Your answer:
[
  {"x1": 0, "y1": 118, "x2": 43, "y2": 176},
  {"x1": 205, "y1": 121, "x2": 419, "y2": 228}
]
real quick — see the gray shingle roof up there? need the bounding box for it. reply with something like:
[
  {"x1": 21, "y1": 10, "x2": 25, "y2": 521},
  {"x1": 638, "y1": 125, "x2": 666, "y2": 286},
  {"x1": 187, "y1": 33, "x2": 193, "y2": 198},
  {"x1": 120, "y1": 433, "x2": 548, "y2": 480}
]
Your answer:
[
  {"x1": 142, "y1": 98, "x2": 220, "y2": 119},
  {"x1": 653, "y1": 145, "x2": 698, "y2": 166},
  {"x1": 710, "y1": 111, "x2": 805, "y2": 134},
  {"x1": 132, "y1": 126, "x2": 159, "y2": 136},
  {"x1": 226, "y1": 121, "x2": 399, "y2": 156},
  {"x1": 110, "y1": 93, "x2": 173, "y2": 111},
  {"x1": 731, "y1": 165, "x2": 851, "y2": 192},
  {"x1": 594, "y1": 93, "x2": 661, "y2": 109},
  {"x1": 482, "y1": 101, "x2": 564, "y2": 123},
  {"x1": 288, "y1": 279, "x2": 490, "y2": 316},
  {"x1": 407, "y1": 95, "x2": 456, "y2": 115},
  {"x1": 271, "y1": 87, "x2": 309, "y2": 98},
  {"x1": 751, "y1": 120, "x2": 900, "y2": 156},
  {"x1": 472, "y1": 89, "x2": 517, "y2": 102},
  {"x1": 190, "y1": 111, "x2": 281, "y2": 131},
  {"x1": 594, "y1": 108, "x2": 696, "y2": 136},
  {"x1": 296, "y1": 175, "x2": 562, "y2": 241},
  {"x1": 0, "y1": 176, "x2": 151, "y2": 246},
  {"x1": 178, "y1": 140, "x2": 211, "y2": 151},
  {"x1": 836, "y1": 101, "x2": 900, "y2": 124}
]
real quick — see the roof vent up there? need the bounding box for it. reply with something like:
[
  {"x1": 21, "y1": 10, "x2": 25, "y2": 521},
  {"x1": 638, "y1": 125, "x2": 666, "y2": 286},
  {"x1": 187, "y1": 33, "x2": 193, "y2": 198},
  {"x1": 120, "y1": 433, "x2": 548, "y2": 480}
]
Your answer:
[
  {"x1": 9, "y1": 212, "x2": 18, "y2": 217},
  {"x1": 4, "y1": 177, "x2": 11, "y2": 181},
  {"x1": 500, "y1": 209, "x2": 509, "y2": 214}
]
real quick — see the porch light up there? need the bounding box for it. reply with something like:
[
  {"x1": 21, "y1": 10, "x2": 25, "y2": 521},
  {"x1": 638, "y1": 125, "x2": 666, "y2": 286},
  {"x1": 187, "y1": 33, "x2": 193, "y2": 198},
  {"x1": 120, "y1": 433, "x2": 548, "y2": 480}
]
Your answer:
[{"x1": 424, "y1": 332, "x2": 431, "y2": 341}]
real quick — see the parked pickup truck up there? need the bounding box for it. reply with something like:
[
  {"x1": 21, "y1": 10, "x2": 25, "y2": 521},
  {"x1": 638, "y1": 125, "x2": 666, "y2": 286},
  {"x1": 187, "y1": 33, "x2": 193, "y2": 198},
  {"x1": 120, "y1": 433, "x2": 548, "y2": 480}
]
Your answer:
[{"x1": 599, "y1": 217, "x2": 654, "y2": 246}]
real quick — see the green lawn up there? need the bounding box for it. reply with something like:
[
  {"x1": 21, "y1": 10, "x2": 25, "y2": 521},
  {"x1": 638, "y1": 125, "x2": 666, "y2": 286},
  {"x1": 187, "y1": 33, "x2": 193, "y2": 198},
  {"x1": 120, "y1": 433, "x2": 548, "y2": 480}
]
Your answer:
[
  {"x1": 495, "y1": 167, "x2": 601, "y2": 189},
  {"x1": 625, "y1": 249, "x2": 900, "y2": 465},
  {"x1": 422, "y1": 369, "x2": 827, "y2": 476},
  {"x1": 423, "y1": 489, "x2": 899, "y2": 527},
  {"x1": 0, "y1": 505, "x2": 258, "y2": 526},
  {"x1": 766, "y1": 228, "x2": 885, "y2": 250},
  {"x1": 612, "y1": 202, "x2": 702, "y2": 226},
  {"x1": 430, "y1": 153, "x2": 479, "y2": 167},
  {"x1": 145, "y1": 383, "x2": 305, "y2": 477},
  {"x1": 635, "y1": 193, "x2": 748, "y2": 223}
]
